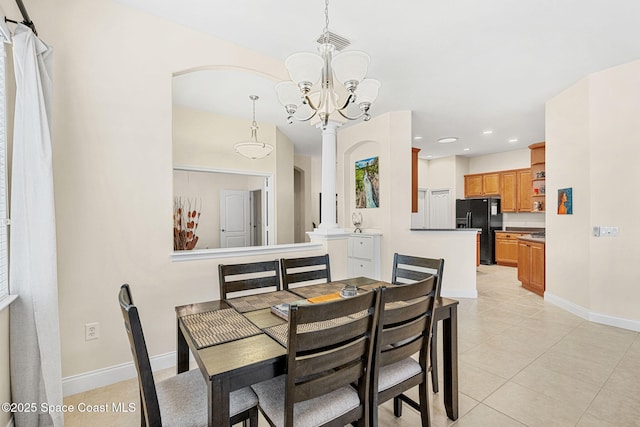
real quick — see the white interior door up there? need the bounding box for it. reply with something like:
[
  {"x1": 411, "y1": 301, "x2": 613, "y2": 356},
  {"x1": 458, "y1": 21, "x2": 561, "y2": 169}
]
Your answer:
[
  {"x1": 220, "y1": 190, "x2": 250, "y2": 248},
  {"x1": 428, "y1": 189, "x2": 452, "y2": 229}
]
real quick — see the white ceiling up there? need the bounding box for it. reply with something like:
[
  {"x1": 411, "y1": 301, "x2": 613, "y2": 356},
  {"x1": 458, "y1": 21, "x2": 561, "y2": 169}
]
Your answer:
[{"x1": 119, "y1": 0, "x2": 640, "y2": 158}]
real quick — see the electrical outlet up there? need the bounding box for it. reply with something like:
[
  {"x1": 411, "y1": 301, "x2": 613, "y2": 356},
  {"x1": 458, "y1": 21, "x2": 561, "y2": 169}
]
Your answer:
[
  {"x1": 85, "y1": 323, "x2": 100, "y2": 341},
  {"x1": 600, "y1": 226, "x2": 620, "y2": 237}
]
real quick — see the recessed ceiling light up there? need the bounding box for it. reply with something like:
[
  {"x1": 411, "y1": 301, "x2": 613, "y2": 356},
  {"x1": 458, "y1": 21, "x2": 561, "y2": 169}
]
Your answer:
[
  {"x1": 426, "y1": 155, "x2": 433, "y2": 159},
  {"x1": 437, "y1": 137, "x2": 458, "y2": 144},
  {"x1": 483, "y1": 130, "x2": 493, "y2": 135},
  {"x1": 508, "y1": 138, "x2": 519, "y2": 143},
  {"x1": 413, "y1": 136, "x2": 423, "y2": 140},
  {"x1": 463, "y1": 148, "x2": 470, "y2": 151}
]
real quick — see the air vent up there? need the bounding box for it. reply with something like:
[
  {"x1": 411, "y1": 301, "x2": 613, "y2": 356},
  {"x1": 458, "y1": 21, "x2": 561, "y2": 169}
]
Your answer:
[{"x1": 315, "y1": 31, "x2": 351, "y2": 51}]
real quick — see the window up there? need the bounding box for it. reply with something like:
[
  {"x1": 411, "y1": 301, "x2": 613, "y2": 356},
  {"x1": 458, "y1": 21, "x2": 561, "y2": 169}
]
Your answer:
[{"x1": 0, "y1": 41, "x2": 9, "y2": 300}]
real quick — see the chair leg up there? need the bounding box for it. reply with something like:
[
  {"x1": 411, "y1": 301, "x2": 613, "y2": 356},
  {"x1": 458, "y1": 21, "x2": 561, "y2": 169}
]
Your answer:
[
  {"x1": 430, "y1": 326, "x2": 439, "y2": 393},
  {"x1": 419, "y1": 381, "x2": 431, "y2": 427},
  {"x1": 393, "y1": 396, "x2": 403, "y2": 417},
  {"x1": 247, "y1": 407, "x2": 259, "y2": 427}
]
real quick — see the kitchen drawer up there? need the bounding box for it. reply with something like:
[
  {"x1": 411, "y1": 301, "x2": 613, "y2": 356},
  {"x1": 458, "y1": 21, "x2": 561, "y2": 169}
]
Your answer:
[
  {"x1": 350, "y1": 236, "x2": 374, "y2": 259},
  {"x1": 348, "y1": 258, "x2": 374, "y2": 278}
]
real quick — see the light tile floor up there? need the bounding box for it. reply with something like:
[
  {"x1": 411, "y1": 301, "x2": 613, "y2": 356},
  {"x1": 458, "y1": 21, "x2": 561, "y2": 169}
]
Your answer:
[{"x1": 64, "y1": 265, "x2": 640, "y2": 426}]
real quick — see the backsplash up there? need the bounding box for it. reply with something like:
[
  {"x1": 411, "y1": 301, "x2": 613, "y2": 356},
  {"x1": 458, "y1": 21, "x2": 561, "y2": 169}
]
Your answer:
[{"x1": 502, "y1": 212, "x2": 546, "y2": 229}]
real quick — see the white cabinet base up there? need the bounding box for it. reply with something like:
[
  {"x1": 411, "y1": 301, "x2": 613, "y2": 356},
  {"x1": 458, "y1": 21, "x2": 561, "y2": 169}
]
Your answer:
[{"x1": 348, "y1": 233, "x2": 381, "y2": 280}]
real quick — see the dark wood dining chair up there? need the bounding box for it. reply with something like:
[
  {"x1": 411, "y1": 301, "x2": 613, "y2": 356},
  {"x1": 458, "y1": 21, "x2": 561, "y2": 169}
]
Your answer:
[
  {"x1": 391, "y1": 253, "x2": 445, "y2": 393},
  {"x1": 280, "y1": 254, "x2": 331, "y2": 289},
  {"x1": 118, "y1": 284, "x2": 259, "y2": 427},
  {"x1": 251, "y1": 289, "x2": 380, "y2": 427},
  {"x1": 218, "y1": 260, "x2": 281, "y2": 300},
  {"x1": 370, "y1": 276, "x2": 437, "y2": 427}
]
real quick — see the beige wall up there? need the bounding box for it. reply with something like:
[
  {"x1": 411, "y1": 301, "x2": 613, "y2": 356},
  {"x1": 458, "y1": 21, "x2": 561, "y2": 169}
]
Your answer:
[
  {"x1": 294, "y1": 154, "x2": 314, "y2": 242},
  {"x1": 338, "y1": 112, "x2": 477, "y2": 297},
  {"x1": 173, "y1": 170, "x2": 260, "y2": 249},
  {"x1": 468, "y1": 148, "x2": 531, "y2": 173},
  {"x1": 275, "y1": 128, "x2": 294, "y2": 244},
  {"x1": 546, "y1": 59, "x2": 640, "y2": 327},
  {"x1": 14, "y1": 0, "x2": 318, "y2": 380}
]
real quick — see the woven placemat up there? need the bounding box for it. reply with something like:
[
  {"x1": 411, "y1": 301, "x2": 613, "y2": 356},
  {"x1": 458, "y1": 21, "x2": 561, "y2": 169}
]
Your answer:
[
  {"x1": 263, "y1": 311, "x2": 368, "y2": 347},
  {"x1": 290, "y1": 283, "x2": 345, "y2": 299},
  {"x1": 181, "y1": 308, "x2": 262, "y2": 349},
  {"x1": 226, "y1": 290, "x2": 302, "y2": 313}
]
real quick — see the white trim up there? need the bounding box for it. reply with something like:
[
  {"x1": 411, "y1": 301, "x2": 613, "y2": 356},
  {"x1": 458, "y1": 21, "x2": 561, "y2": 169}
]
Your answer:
[
  {"x1": 545, "y1": 292, "x2": 640, "y2": 332},
  {"x1": 441, "y1": 289, "x2": 478, "y2": 299},
  {"x1": 61, "y1": 351, "x2": 190, "y2": 397},
  {"x1": 171, "y1": 242, "x2": 322, "y2": 262},
  {"x1": 5, "y1": 416, "x2": 14, "y2": 427},
  {"x1": 0, "y1": 294, "x2": 17, "y2": 312}
]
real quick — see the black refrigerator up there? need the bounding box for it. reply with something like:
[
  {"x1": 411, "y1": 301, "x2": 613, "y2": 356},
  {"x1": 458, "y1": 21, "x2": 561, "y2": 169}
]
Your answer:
[{"x1": 456, "y1": 198, "x2": 503, "y2": 265}]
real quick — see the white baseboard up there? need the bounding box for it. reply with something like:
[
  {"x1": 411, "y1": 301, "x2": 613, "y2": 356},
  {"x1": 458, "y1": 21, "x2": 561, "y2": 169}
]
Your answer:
[
  {"x1": 545, "y1": 292, "x2": 640, "y2": 332},
  {"x1": 62, "y1": 351, "x2": 186, "y2": 397},
  {"x1": 441, "y1": 289, "x2": 478, "y2": 299}
]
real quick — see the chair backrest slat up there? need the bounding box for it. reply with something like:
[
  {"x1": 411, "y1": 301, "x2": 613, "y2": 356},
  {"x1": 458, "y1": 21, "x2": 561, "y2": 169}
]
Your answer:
[
  {"x1": 391, "y1": 253, "x2": 444, "y2": 298},
  {"x1": 372, "y1": 276, "x2": 437, "y2": 395},
  {"x1": 218, "y1": 260, "x2": 281, "y2": 299},
  {"x1": 284, "y1": 290, "x2": 379, "y2": 427},
  {"x1": 280, "y1": 254, "x2": 331, "y2": 289},
  {"x1": 119, "y1": 284, "x2": 161, "y2": 426}
]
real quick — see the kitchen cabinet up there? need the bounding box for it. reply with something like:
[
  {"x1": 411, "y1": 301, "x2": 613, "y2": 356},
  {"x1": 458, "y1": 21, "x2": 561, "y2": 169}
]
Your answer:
[
  {"x1": 517, "y1": 238, "x2": 545, "y2": 296},
  {"x1": 529, "y1": 142, "x2": 546, "y2": 212},
  {"x1": 518, "y1": 169, "x2": 533, "y2": 212},
  {"x1": 348, "y1": 233, "x2": 381, "y2": 280},
  {"x1": 464, "y1": 172, "x2": 500, "y2": 198},
  {"x1": 412, "y1": 148, "x2": 420, "y2": 213},
  {"x1": 500, "y1": 169, "x2": 532, "y2": 213},
  {"x1": 495, "y1": 232, "x2": 526, "y2": 266}
]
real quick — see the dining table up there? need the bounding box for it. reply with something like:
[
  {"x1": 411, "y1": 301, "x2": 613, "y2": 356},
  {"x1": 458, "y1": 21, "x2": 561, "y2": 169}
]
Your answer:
[{"x1": 175, "y1": 277, "x2": 459, "y2": 426}]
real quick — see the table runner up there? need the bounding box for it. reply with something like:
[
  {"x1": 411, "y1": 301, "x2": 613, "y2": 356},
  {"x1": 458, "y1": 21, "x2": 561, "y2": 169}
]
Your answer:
[
  {"x1": 290, "y1": 282, "x2": 346, "y2": 298},
  {"x1": 226, "y1": 290, "x2": 301, "y2": 313},
  {"x1": 181, "y1": 308, "x2": 262, "y2": 349}
]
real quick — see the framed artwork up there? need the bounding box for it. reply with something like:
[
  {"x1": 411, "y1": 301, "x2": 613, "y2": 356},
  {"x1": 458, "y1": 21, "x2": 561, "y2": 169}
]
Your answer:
[
  {"x1": 355, "y1": 156, "x2": 379, "y2": 208},
  {"x1": 557, "y1": 187, "x2": 572, "y2": 215}
]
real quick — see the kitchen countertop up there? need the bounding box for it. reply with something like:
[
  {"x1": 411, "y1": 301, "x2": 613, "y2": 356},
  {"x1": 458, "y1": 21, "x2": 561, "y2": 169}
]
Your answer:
[
  {"x1": 517, "y1": 234, "x2": 546, "y2": 244},
  {"x1": 410, "y1": 228, "x2": 481, "y2": 232}
]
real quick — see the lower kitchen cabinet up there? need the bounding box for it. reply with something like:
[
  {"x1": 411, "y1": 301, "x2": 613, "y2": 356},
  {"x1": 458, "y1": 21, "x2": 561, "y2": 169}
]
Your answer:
[
  {"x1": 517, "y1": 238, "x2": 545, "y2": 296},
  {"x1": 495, "y1": 232, "x2": 526, "y2": 266}
]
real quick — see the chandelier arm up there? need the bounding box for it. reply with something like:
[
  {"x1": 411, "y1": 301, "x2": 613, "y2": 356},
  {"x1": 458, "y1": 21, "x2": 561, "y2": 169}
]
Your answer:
[
  {"x1": 336, "y1": 92, "x2": 356, "y2": 111},
  {"x1": 289, "y1": 109, "x2": 319, "y2": 123},
  {"x1": 304, "y1": 94, "x2": 321, "y2": 112},
  {"x1": 335, "y1": 108, "x2": 367, "y2": 121}
]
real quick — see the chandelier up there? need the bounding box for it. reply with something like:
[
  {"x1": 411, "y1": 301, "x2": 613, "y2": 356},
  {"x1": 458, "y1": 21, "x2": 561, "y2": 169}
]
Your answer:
[
  {"x1": 275, "y1": 0, "x2": 381, "y2": 129},
  {"x1": 234, "y1": 95, "x2": 274, "y2": 159}
]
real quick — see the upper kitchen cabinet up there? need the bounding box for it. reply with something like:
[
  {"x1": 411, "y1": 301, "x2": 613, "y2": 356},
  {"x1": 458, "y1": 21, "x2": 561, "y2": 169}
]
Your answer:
[
  {"x1": 464, "y1": 172, "x2": 500, "y2": 198},
  {"x1": 529, "y1": 142, "x2": 546, "y2": 212},
  {"x1": 501, "y1": 168, "x2": 532, "y2": 212}
]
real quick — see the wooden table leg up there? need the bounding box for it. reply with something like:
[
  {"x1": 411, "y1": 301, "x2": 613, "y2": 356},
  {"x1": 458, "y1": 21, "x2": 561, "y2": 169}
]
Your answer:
[
  {"x1": 442, "y1": 305, "x2": 459, "y2": 420},
  {"x1": 177, "y1": 320, "x2": 189, "y2": 374},
  {"x1": 209, "y1": 376, "x2": 230, "y2": 427}
]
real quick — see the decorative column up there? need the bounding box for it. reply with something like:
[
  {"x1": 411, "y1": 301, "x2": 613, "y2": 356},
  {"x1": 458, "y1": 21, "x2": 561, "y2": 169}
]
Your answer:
[{"x1": 316, "y1": 121, "x2": 342, "y2": 233}]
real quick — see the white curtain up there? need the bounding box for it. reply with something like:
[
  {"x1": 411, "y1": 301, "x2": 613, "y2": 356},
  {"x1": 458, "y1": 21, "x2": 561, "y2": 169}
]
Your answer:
[{"x1": 9, "y1": 24, "x2": 63, "y2": 427}]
